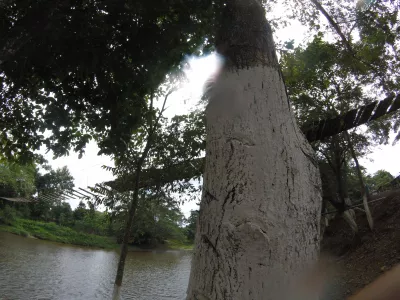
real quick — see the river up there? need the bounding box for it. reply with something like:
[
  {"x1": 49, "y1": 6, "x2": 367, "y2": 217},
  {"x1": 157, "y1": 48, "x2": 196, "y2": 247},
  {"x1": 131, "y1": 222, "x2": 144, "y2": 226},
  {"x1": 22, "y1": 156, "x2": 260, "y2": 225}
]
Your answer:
[{"x1": 0, "y1": 232, "x2": 192, "y2": 300}]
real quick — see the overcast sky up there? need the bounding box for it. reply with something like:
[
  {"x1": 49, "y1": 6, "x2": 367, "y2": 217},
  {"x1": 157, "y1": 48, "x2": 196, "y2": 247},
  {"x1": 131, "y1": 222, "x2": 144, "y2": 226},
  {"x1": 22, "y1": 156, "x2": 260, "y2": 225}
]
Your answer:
[{"x1": 39, "y1": 13, "x2": 400, "y2": 217}]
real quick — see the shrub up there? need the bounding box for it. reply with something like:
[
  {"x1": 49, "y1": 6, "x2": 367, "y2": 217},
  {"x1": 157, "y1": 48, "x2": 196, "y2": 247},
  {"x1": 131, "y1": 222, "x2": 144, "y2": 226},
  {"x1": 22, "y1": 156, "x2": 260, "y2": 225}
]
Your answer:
[
  {"x1": 18, "y1": 204, "x2": 31, "y2": 219},
  {"x1": 0, "y1": 205, "x2": 17, "y2": 225}
]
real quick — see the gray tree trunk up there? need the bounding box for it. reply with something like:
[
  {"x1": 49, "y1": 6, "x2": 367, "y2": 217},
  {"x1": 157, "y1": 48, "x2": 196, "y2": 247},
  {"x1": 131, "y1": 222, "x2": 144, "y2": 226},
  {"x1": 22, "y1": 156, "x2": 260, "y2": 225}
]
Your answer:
[
  {"x1": 186, "y1": 1, "x2": 322, "y2": 299},
  {"x1": 344, "y1": 131, "x2": 373, "y2": 230}
]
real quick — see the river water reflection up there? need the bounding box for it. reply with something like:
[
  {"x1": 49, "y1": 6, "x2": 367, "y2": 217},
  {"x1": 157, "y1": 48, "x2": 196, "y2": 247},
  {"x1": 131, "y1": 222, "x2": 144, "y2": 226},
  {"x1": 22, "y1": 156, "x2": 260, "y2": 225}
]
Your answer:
[{"x1": 0, "y1": 232, "x2": 192, "y2": 300}]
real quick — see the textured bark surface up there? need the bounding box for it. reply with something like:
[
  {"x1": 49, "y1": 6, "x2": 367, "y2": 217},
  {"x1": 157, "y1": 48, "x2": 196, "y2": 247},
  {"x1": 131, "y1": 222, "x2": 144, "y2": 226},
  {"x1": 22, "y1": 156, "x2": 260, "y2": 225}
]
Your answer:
[
  {"x1": 215, "y1": 0, "x2": 278, "y2": 70},
  {"x1": 186, "y1": 2, "x2": 322, "y2": 299},
  {"x1": 186, "y1": 64, "x2": 322, "y2": 300},
  {"x1": 186, "y1": 4, "x2": 322, "y2": 297}
]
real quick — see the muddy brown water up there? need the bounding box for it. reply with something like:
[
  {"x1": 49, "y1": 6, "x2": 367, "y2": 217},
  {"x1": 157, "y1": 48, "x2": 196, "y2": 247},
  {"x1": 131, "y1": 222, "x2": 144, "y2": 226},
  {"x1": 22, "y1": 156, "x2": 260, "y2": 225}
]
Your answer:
[{"x1": 0, "y1": 232, "x2": 192, "y2": 300}]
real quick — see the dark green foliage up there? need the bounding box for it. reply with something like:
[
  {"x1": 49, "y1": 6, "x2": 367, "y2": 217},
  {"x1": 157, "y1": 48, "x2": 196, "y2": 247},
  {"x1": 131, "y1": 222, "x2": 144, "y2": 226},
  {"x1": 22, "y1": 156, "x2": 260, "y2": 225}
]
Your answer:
[
  {"x1": 282, "y1": 37, "x2": 369, "y2": 127},
  {"x1": 0, "y1": 205, "x2": 17, "y2": 225},
  {"x1": 353, "y1": 1, "x2": 400, "y2": 143},
  {"x1": 52, "y1": 202, "x2": 73, "y2": 226},
  {"x1": 346, "y1": 164, "x2": 369, "y2": 200},
  {"x1": 0, "y1": 159, "x2": 36, "y2": 197},
  {"x1": 319, "y1": 162, "x2": 339, "y2": 204},
  {"x1": 366, "y1": 169, "x2": 395, "y2": 191},
  {"x1": 105, "y1": 109, "x2": 206, "y2": 193},
  {"x1": 282, "y1": 38, "x2": 368, "y2": 207},
  {"x1": 17, "y1": 203, "x2": 31, "y2": 219},
  {"x1": 35, "y1": 166, "x2": 74, "y2": 193},
  {"x1": 31, "y1": 165, "x2": 75, "y2": 220},
  {"x1": 354, "y1": 1, "x2": 400, "y2": 92},
  {"x1": 280, "y1": 35, "x2": 392, "y2": 209},
  {"x1": 73, "y1": 201, "x2": 87, "y2": 221},
  {"x1": 279, "y1": 0, "x2": 400, "y2": 143},
  {"x1": 184, "y1": 210, "x2": 199, "y2": 242},
  {"x1": 0, "y1": 218, "x2": 117, "y2": 249},
  {"x1": 90, "y1": 93, "x2": 203, "y2": 249},
  {"x1": 0, "y1": 0, "x2": 216, "y2": 161},
  {"x1": 74, "y1": 211, "x2": 110, "y2": 236},
  {"x1": 29, "y1": 198, "x2": 52, "y2": 221},
  {"x1": 110, "y1": 193, "x2": 187, "y2": 246}
]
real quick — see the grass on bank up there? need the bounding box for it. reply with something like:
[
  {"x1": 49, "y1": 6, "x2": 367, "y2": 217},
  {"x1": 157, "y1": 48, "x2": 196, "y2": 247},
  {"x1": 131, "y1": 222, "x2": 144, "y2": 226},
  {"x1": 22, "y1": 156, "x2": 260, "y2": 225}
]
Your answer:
[
  {"x1": 166, "y1": 239, "x2": 194, "y2": 250},
  {"x1": 0, "y1": 218, "x2": 118, "y2": 249},
  {"x1": 0, "y1": 218, "x2": 194, "y2": 250}
]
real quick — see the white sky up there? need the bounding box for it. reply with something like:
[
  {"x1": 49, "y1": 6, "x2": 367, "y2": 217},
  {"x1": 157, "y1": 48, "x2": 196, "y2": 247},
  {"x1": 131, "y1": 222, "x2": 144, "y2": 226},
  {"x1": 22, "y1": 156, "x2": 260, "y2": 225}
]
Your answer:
[{"x1": 39, "y1": 11, "x2": 400, "y2": 217}]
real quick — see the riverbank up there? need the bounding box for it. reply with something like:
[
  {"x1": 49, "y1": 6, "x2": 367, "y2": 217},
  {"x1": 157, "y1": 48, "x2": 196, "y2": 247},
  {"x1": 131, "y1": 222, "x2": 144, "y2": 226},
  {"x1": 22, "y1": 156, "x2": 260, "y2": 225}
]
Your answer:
[
  {"x1": 0, "y1": 218, "x2": 117, "y2": 249},
  {"x1": 0, "y1": 218, "x2": 194, "y2": 251},
  {"x1": 129, "y1": 239, "x2": 193, "y2": 251},
  {"x1": 165, "y1": 239, "x2": 194, "y2": 250}
]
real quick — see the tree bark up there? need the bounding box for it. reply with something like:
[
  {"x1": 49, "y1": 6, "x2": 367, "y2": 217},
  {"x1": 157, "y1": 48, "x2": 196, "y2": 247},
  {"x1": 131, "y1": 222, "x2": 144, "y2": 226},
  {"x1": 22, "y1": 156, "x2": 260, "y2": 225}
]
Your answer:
[
  {"x1": 309, "y1": 0, "x2": 353, "y2": 53},
  {"x1": 186, "y1": 1, "x2": 322, "y2": 299},
  {"x1": 344, "y1": 131, "x2": 373, "y2": 230}
]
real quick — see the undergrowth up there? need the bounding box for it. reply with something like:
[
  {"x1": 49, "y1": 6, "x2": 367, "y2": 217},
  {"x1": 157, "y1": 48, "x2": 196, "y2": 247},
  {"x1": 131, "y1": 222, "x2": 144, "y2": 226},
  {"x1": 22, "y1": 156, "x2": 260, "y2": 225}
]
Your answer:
[{"x1": 0, "y1": 218, "x2": 117, "y2": 249}]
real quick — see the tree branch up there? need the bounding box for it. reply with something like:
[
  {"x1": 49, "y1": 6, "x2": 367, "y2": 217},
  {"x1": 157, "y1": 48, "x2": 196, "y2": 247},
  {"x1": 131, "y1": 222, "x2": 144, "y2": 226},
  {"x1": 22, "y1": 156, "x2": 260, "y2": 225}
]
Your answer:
[
  {"x1": 148, "y1": 91, "x2": 154, "y2": 134},
  {"x1": 309, "y1": 0, "x2": 390, "y2": 90},
  {"x1": 309, "y1": 0, "x2": 353, "y2": 53}
]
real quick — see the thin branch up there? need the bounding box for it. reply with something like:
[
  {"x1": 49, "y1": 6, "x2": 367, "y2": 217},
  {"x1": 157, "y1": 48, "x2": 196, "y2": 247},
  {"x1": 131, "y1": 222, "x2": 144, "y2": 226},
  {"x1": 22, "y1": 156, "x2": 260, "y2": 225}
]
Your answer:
[
  {"x1": 154, "y1": 88, "x2": 175, "y2": 130},
  {"x1": 309, "y1": 0, "x2": 353, "y2": 53},
  {"x1": 309, "y1": 0, "x2": 390, "y2": 90},
  {"x1": 148, "y1": 91, "x2": 154, "y2": 134}
]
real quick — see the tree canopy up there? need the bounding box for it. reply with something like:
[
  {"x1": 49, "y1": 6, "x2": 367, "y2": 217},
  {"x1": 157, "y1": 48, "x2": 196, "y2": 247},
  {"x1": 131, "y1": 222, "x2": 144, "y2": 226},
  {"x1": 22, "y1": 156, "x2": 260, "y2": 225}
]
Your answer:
[
  {"x1": 367, "y1": 169, "x2": 395, "y2": 191},
  {"x1": 35, "y1": 166, "x2": 74, "y2": 194},
  {"x1": 0, "y1": 0, "x2": 216, "y2": 161},
  {"x1": 2, "y1": 0, "x2": 400, "y2": 163},
  {"x1": 0, "y1": 159, "x2": 36, "y2": 197}
]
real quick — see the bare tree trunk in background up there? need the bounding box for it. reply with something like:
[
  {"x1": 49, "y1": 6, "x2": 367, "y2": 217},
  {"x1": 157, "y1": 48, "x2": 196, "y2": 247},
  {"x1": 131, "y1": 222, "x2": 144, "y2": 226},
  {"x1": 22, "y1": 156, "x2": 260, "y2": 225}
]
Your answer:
[
  {"x1": 112, "y1": 151, "x2": 149, "y2": 300},
  {"x1": 330, "y1": 137, "x2": 358, "y2": 233},
  {"x1": 309, "y1": 0, "x2": 353, "y2": 52},
  {"x1": 343, "y1": 161, "x2": 356, "y2": 220},
  {"x1": 112, "y1": 183, "x2": 140, "y2": 300},
  {"x1": 186, "y1": 1, "x2": 322, "y2": 299},
  {"x1": 320, "y1": 200, "x2": 328, "y2": 237},
  {"x1": 344, "y1": 131, "x2": 374, "y2": 230},
  {"x1": 112, "y1": 92, "x2": 170, "y2": 300},
  {"x1": 333, "y1": 137, "x2": 347, "y2": 210}
]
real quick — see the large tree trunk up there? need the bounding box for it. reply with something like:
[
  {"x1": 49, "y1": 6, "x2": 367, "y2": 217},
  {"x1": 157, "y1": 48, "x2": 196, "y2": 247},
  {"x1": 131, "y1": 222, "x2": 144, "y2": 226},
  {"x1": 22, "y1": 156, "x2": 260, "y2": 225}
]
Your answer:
[{"x1": 186, "y1": 1, "x2": 322, "y2": 299}]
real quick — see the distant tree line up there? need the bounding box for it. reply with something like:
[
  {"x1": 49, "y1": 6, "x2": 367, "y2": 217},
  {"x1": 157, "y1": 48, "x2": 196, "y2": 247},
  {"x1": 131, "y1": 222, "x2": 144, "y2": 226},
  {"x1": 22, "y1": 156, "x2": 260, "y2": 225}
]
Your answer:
[{"x1": 0, "y1": 157, "x2": 196, "y2": 246}]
